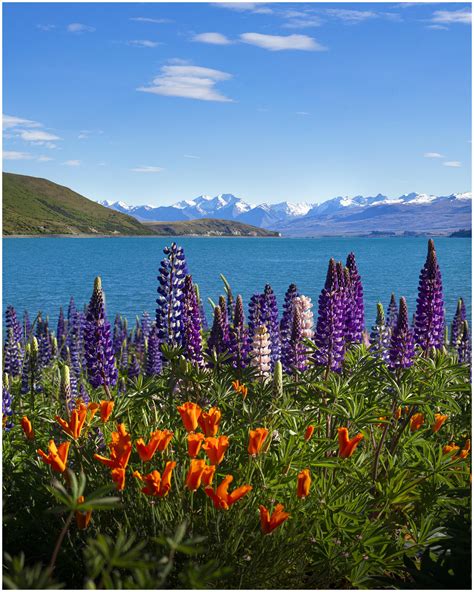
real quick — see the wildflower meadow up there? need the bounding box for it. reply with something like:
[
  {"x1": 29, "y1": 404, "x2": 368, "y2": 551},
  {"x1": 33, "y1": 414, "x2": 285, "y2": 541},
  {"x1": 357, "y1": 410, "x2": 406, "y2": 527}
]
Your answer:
[{"x1": 2, "y1": 239, "x2": 471, "y2": 589}]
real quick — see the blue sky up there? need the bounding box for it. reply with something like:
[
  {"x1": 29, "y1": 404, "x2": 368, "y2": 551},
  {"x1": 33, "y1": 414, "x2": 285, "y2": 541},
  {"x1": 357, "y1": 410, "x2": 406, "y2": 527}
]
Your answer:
[{"x1": 3, "y1": 1, "x2": 472, "y2": 206}]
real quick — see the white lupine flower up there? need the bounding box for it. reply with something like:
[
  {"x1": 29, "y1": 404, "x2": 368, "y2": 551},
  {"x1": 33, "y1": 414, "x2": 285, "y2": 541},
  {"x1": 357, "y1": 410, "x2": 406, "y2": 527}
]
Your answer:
[
  {"x1": 250, "y1": 325, "x2": 271, "y2": 380},
  {"x1": 294, "y1": 295, "x2": 314, "y2": 340}
]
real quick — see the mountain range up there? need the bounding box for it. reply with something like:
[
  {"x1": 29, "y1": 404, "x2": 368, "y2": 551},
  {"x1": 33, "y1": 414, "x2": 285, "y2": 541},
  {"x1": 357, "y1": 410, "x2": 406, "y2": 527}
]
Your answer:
[{"x1": 100, "y1": 191, "x2": 472, "y2": 237}]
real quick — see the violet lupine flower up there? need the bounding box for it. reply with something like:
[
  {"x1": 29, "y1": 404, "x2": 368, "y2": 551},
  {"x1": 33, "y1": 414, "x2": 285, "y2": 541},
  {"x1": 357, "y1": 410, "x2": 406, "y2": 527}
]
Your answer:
[
  {"x1": 336, "y1": 262, "x2": 352, "y2": 347},
  {"x1": 66, "y1": 309, "x2": 82, "y2": 375},
  {"x1": 4, "y1": 329, "x2": 21, "y2": 377},
  {"x1": 261, "y1": 285, "x2": 281, "y2": 367},
  {"x1": 2, "y1": 375, "x2": 13, "y2": 431},
  {"x1": 451, "y1": 298, "x2": 466, "y2": 347},
  {"x1": 120, "y1": 339, "x2": 128, "y2": 370},
  {"x1": 370, "y1": 303, "x2": 391, "y2": 363},
  {"x1": 389, "y1": 297, "x2": 415, "y2": 370},
  {"x1": 141, "y1": 312, "x2": 151, "y2": 341},
  {"x1": 22, "y1": 311, "x2": 31, "y2": 345},
  {"x1": 250, "y1": 325, "x2": 272, "y2": 380},
  {"x1": 387, "y1": 293, "x2": 398, "y2": 329},
  {"x1": 207, "y1": 306, "x2": 228, "y2": 358},
  {"x1": 280, "y1": 283, "x2": 299, "y2": 344},
  {"x1": 65, "y1": 349, "x2": 79, "y2": 403},
  {"x1": 78, "y1": 382, "x2": 90, "y2": 405},
  {"x1": 6, "y1": 306, "x2": 22, "y2": 349},
  {"x1": 156, "y1": 243, "x2": 188, "y2": 346},
  {"x1": 20, "y1": 344, "x2": 31, "y2": 395},
  {"x1": 414, "y1": 239, "x2": 445, "y2": 351},
  {"x1": 345, "y1": 252, "x2": 365, "y2": 343},
  {"x1": 20, "y1": 338, "x2": 42, "y2": 395},
  {"x1": 218, "y1": 295, "x2": 231, "y2": 349},
  {"x1": 113, "y1": 314, "x2": 123, "y2": 356},
  {"x1": 128, "y1": 354, "x2": 141, "y2": 379},
  {"x1": 248, "y1": 293, "x2": 264, "y2": 344},
  {"x1": 83, "y1": 277, "x2": 118, "y2": 389},
  {"x1": 313, "y1": 258, "x2": 345, "y2": 373},
  {"x1": 36, "y1": 317, "x2": 52, "y2": 369},
  {"x1": 229, "y1": 295, "x2": 250, "y2": 369},
  {"x1": 146, "y1": 325, "x2": 162, "y2": 376},
  {"x1": 458, "y1": 321, "x2": 471, "y2": 364},
  {"x1": 182, "y1": 275, "x2": 203, "y2": 365},
  {"x1": 282, "y1": 306, "x2": 307, "y2": 373},
  {"x1": 56, "y1": 307, "x2": 66, "y2": 350}
]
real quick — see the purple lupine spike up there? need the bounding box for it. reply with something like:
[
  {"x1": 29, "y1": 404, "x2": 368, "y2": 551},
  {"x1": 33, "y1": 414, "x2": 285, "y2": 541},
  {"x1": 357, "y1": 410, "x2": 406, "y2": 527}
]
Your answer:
[
  {"x1": 207, "y1": 306, "x2": 228, "y2": 357},
  {"x1": 146, "y1": 324, "x2": 162, "y2": 376},
  {"x1": 141, "y1": 312, "x2": 151, "y2": 340},
  {"x1": 218, "y1": 295, "x2": 231, "y2": 349},
  {"x1": 113, "y1": 314, "x2": 123, "y2": 356},
  {"x1": 261, "y1": 284, "x2": 281, "y2": 367},
  {"x1": 387, "y1": 293, "x2": 398, "y2": 329},
  {"x1": 66, "y1": 310, "x2": 82, "y2": 373},
  {"x1": 36, "y1": 316, "x2": 52, "y2": 368},
  {"x1": 2, "y1": 375, "x2": 13, "y2": 431},
  {"x1": 156, "y1": 242, "x2": 188, "y2": 346},
  {"x1": 336, "y1": 262, "x2": 351, "y2": 346},
  {"x1": 451, "y1": 298, "x2": 467, "y2": 347},
  {"x1": 20, "y1": 344, "x2": 31, "y2": 395},
  {"x1": 182, "y1": 275, "x2": 203, "y2": 365},
  {"x1": 22, "y1": 311, "x2": 31, "y2": 345},
  {"x1": 83, "y1": 277, "x2": 118, "y2": 390},
  {"x1": 370, "y1": 303, "x2": 390, "y2": 363},
  {"x1": 282, "y1": 305, "x2": 307, "y2": 373},
  {"x1": 21, "y1": 337, "x2": 42, "y2": 394},
  {"x1": 229, "y1": 295, "x2": 250, "y2": 369},
  {"x1": 458, "y1": 320, "x2": 471, "y2": 364},
  {"x1": 56, "y1": 307, "x2": 66, "y2": 345},
  {"x1": 4, "y1": 329, "x2": 21, "y2": 377},
  {"x1": 5, "y1": 306, "x2": 22, "y2": 348},
  {"x1": 120, "y1": 339, "x2": 128, "y2": 370},
  {"x1": 345, "y1": 252, "x2": 365, "y2": 342},
  {"x1": 313, "y1": 258, "x2": 345, "y2": 373},
  {"x1": 280, "y1": 283, "x2": 299, "y2": 343},
  {"x1": 414, "y1": 239, "x2": 445, "y2": 351},
  {"x1": 128, "y1": 354, "x2": 141, "y2": 379},
  {"x1": 67, "y1": 296, "x2": 77, "y2": 324},
  {"x1": 78, "y1": 382, "x2": 90, "y2": 406},
  {"x1": 65, "y1": 349, "x2": 79, "y2": 404},
  {"x1": 248, "y1": 293, "x2": 264, "y2": 351},
  {"x1": 389, "y1": 297, "x2": 415, "y2": 370}
]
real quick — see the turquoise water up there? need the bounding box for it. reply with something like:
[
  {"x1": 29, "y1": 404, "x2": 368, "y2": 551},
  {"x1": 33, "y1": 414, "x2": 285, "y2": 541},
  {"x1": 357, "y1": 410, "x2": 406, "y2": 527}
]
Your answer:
[{"x1": 3, "y1": 237, "x2": 471, "y2": 327}]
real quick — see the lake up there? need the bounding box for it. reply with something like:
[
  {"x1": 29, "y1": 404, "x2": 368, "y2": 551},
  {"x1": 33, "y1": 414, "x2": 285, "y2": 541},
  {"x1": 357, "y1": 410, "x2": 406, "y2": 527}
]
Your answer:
[{"x1": 3, "y1": 237, "x2": 471, "y2": 328}]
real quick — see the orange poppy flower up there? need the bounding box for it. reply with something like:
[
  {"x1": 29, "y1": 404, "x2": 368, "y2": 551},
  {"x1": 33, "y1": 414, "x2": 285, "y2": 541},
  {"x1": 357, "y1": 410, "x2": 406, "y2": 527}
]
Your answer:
[
  {"x1": 432, "y1": 414, "x2": 448, "y2": 433},
  {"x1": 204, "y1": 475, "x2": 252, "y2": 510},
  {"x1": 94, "y1": 423, "x2": 132, "y2": 469},
  {"x1": 100, "y1": 400, "x2": 114, "y2": 422},
  {"x1": 232, "y1": 380, "x2": 248, "y2": 399},
  {"x1": 443, "y1": 442, "x2": 460, "y2": 455},
  {"x1": 198, "y1": 407, "x2": 222, "y2": 437},
  {"x1": 134, "y1": 461, "x2": 177, "y2": 497},
  {"x1": 259, "y1": 503, "x2": 290, "y2": 534},
  {"x1": 187, "y1": 433, "x2": 205, "y2": 458},
  {"x1": 248, "y1": 428, "x2": 269, "y2": 456},
  {"x1": 410, "y1": 413, "x2": 425, "y2": 432},
  {"x1": 177, "y1": 402, "x2": 202, "y2": 432},
  {"x1": 202, "y1": 464, "x2": 216, "y2": 487},
  {"x1": 37, "y1": 440, "x2": 70, "y2": 473},
  {"x1": 75, "y1": 496, "x2": 92, "y2": 530},
  {"x1": 21, "y1": 416, "x2": 34, "y2": 440},
  {"x1": 304, "y1": 425, "x2": 314, "y2": 441},
  {"x1": 337, "y1": 427, "x2": 363, "y2": 458},
  {"x1": 185, "y1": 459, "x2": 207, "y2": 491},
  {"x1": 456, "y1": 439, "x2": 471, "y2": 460},
  {"x1": 136, "y1": 430, "x2": 174, "y2": 462},
  {"x1": 111, "y1": 467, "x2": 126, "y2": 491},
  {"x1": 55, "y1": 403, "x2": 88, "y2": 439},
  {"x1": 297, "y1": 469, "x2": 311, "y2": 499},
  {"x1": 202, "y1": 436, "x2": 229, "y2": 465}
]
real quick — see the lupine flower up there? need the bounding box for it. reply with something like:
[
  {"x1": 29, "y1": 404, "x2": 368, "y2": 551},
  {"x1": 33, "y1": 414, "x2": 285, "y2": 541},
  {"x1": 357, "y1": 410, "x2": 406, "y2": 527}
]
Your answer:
[
  {"x1": 22, "y1": 310, "x2": 31, "y2": 344},
  {"x1": 229, "y1": 295, "x2": 250, "y2": 369},
  {"x1": 313, "y1": 259, "x2": 345, "y2": 373},
  {"x1": 232, "y1": 380, "x2": 248, "y2": 399},
  {"x1": 280, "y1": 283, "x2": 299, "y2": 350},
  {"x1": 204, "y1": 475, "x2": 252, "y2": 510},
  {"x1": 202, "y1": 436, "x2": 229, "y2": 465},
  {"x1": 182, "y1": 275, "x2": 204, "y2": 365},
  {"x1": 248, "y1": 293, "x2": 264, "y2": 345},
  {"x1": 6, "y1": 306, "x2": 23, "y2": 349},
  {"x1": 36, "y1": 316, "x2": 52, "y2": 368},
  {"x1": 304, "y1": 425, "x2": 314, "y2": 441},
  {"x1": 389, "y1": 297, "x2": 415, "y2": 370},
  {"x1": 156, "y1": 243, "x2": 188, "y2": 346},
  {"x1": 83, "y1": 277, "x2": 118, "y2": 390},
  {"x1": 2, "y1": 375, "x2": 13, "y2": 431},
  {"x1": 261, "y1": 285, "x2": 281, "y2": 367},
  {"x1": 4, "y1": 329, "x2": 21, "y2": 377},
  {"x1": 136, "y1": 429, "x2": 173, "y2": 461},
  {"x1": 432, "y1": 414, "x2": 448, "y2": 433},
  {"x1": 185, "y1": 459, "x2": 215, "y2": 491},
  {"x1": 250, "y1": 326, "x2": 272, "y2": 380},
  {"x1": 111, "y1": 467, "x2": 126, "y2": 491},
  {"x1": 337, "y1": 427, "x2": 363, "y2": 458},
  {"x1": 177, "y1": 402, "x2": 202, "y2": 432},
  {"x1": 282, "y1": 304, "x2": 307, "y2": 373},
  {"x1": 218, "y1": 295, "x2": 231, "y2": 349},
  {"x1": 100, "y1": 400, "x2": 114, "y2": 422},
  {"x1": 297, "y1": 469, "x2": 311, "y2": 499},
  {"x1": 21, "y1": 416, "x2": 34, "y2": 440},
  {"x1": 56, "y1": 307, "x2": 66, "y2": 352},
  {"x1": 248, "y1": 428, "x2": 269, "y2": 456},
  {"x1": 370, "y1": 303, "x2": 391, "y2": 363},
  {"x1": 207, "y1": 306, "x2": 228, "y2": 358},
  {"x1": 346, "y1": 252, "x2": 365, "y2": 343},
  {"x1": 113, "y1": 315, "x2": 123, "y2": 356},
  {"x1": 272, "y1": 360, "x2": 283, "y2": 398},
  {"x1": 451, "y1": 298, "x2": 466, "y2": 347},
  {"x1": 387, "y1": 293, "x2": 398, "y2": 329},
  {"x1": 128, "y1": 354, "x2": 141, "y2": 379},
  {"x1": 458, "y1": 320, "x2": 471, "y2": 364},
  {"x1": 294, "y1": 295, "x2": 314, "y2": 340},
  {"x1": 410, "y1": 413, "x2": 425, "y2": 432},
  {"x1": 134, "y1": 462, "x2": 176, "y2": 497},
  {"x1": 37, "y1": 440, "x2": 71, "y2": 473},
  {"x1": 198, "y1": 407, "x2": 221, "y2": 437},
  {"x1": 187, "y1": 433, "x2": 205, "y2": 458},
  {"x1": 94, "y1": 424, "x2": 132, "y2": 469},
  {"x1": 414, "y1": 239, "x2": 445, "y2": 351},
  {"x1": 145, "y1": 324, "x2": 162, "y2": 376},
  {"x1": 75, "y1": 496, "x2": 92, "y2": 530},
  {"x1": 259, "y1": 504, "x2": 290, "y2": 534}
]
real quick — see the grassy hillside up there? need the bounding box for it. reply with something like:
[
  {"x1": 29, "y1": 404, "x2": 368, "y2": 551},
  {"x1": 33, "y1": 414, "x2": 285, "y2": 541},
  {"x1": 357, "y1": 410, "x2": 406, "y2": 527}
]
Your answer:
[
  {"x1": 143, "y1": 218, "x2": 280, "y2": 237},
  {"x1": 3, "y1": 173, "x2": 154, "y2": 236}
]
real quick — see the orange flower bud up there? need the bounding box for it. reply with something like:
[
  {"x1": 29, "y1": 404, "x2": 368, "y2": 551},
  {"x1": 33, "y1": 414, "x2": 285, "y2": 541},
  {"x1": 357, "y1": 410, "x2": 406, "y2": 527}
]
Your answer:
[
  {"x1": 21, "y1": 416, "x2": 34, "y2": 440},
  {"x1": 204, "y1": 475, "x2": 252, "y2": 510},
  {"x1": 337, "y1": 427, "x2": 363, "y2": 458},
  {"x1": 201, "y1": 464, "x2": 216, "y2": 487},
  {"x1": 187, "y1": 433, "x2": 205, "y2": 458},
  {"x1": 259, "y1": 503, "x2": 290, "y2": 534},
  {"x1": 248, "y1": 428, "x2": 269, "y2": 456},
  {"x1": 75, "y1": 496, "x2": 92, "y2": 530},
  {"x1": 394, "y1": 407, "x2": 402, "y2": 420},
  {"x1": 443, "y1": 442, "x2": 460, "y2": 455},
  {"x1": 232, "y1": 380, "x2": 248, "y2": 399},
  {"x1": 177, "y1": 402, "x2": 202, "y2": 432},
  {"x1": 37, "y1": 440, "x2": 70, "y2": 473},
  {"x1": 297, "y1": 469, "x2": 311, "y2": 499},
  {"x1": 410, "y1": 413, "x2": 424, "y2": 432},
  {"x1": 136, "y1": 464, "x2": 176, "y2": 498},
  {"x1": 432, "y1": 414, "x2": 448, "y2": 433},
  {"x1": 100, "y1": 400, "x2": 114, "y2": 422},
  {"x1": 202, "y1": 436, "x2": 229, "y2": 465},
  {"x1": 136, "y1": 430, "x2": 173, "y2": 462},
  {"x1": 304, "y1": 425, "x2": 314, "y2": 441},
  {"x1": 456, "y1": 439, "x2": 471, "y2": 460},
  {"x1": 198, "y1": 407, "x2": 222, "y2": 437},
  {"x1": 185, "y1": 459, "x2": 207, "y2": 491},
  {"x1": 55, "y1": 402, "x2": 89, "y2": 439}
]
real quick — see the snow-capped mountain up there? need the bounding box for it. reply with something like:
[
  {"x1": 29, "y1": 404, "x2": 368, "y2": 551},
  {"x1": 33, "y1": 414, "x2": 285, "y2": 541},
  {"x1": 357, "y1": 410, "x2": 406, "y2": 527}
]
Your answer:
[{"x1": 99, "y1": 192, "x2": 471, "y2": 236}]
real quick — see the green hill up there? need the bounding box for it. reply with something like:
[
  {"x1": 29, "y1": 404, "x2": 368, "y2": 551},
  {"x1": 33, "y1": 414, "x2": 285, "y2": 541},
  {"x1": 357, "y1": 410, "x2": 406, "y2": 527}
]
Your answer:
[
  {"x1": 143, "y1": 219, "x2": 280, "y2": 237},
  {"x1": 3, "y1": 172, "x2": 154, "y2": 236}
]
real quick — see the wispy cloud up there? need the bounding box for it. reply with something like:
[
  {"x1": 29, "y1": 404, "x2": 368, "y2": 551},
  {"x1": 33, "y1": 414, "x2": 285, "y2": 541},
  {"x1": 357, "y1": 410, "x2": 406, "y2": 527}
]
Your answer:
[
  {"x1": 138, "y1": 64, "x2": 234, "y2": 102},
  {"x1": 282, "y1": 14, "x2": 322, "y2": 29},
  {"x1": 3, "y1": 151, "x2": 33, "y2": 160},
  {"x1": 184, "y1": 154, "x2": 200, "y2": 159},
  {"x1": 426, "y1": 24, "x2": 449, "y2": 30},
  {"x1": 443, "y1": 161, "x2": 462, "y2": 167},
  {"x1": 296, "y1": 111, "x2": 310, "y2": 116},
  {"x1": 325, "y1": 9, "x2": 378, "y2": 23},
  {"x1": 63, "y1": 159, "x2": 81, "y2": 166},
  {"x1": 67, "y1": 23, "x2": 95, "y2": 33},
  {"x1": 20, "y1": 130, "x2": 60, "y2": 142},
  {"x1": 214, "y1": 3, "x2": 273, "y2": 15},
  {"x1": 431, "y1": 9, "x2": 471, "y2": 24},
  {"x1": 193, "y1": 32, "x2": 233, "y2": 45},
  {"x1": 131, "y1": 165, "x2": 164, "y2": 173},
  {"x1": 240, "y1": 33, "x2": 326, "y2": 51},
  {"x1": 128, "y1": 39, "x2": 160, "y2": 48},
  {"x1": 37, "y1": 24, "x2": 55, "y2": 31},
  {"x1": 37, "y1": 155, "x2": 53, "y2": 162},
  {"x1": 130, "y1": 17, "x2": 172, "y2": 24},
  {"x1": 424, "y1": 152, "x2": 444, "y2": 158},
  {"x1": 3, "y1": 114, "x2": 42, "y2": 130}
]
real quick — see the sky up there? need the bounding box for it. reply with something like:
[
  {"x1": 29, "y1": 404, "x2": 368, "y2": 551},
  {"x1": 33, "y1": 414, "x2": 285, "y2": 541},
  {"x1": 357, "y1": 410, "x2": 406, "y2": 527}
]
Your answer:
[{"x1": 2, "y1": 1, "x2": 472, "y2": 206}]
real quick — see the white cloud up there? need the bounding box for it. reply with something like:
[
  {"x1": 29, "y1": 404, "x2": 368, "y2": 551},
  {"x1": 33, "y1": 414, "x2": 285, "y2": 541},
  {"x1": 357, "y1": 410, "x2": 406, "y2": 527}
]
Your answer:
[
  {"x1": 296, "y1": 111, "x2": 310, "y2": 116},
  {"x1": 426, "y1": 24, "x2": 449, "y2": 30},
  {"x1": 240, "y1": 32, "x2": 326, "y2": 51},
  {"x1": 431, "y1": 9, "x2": 471, "y2": 24},
  {"x1": 20, "y1": 130, "x2": 60, "y2": 142},
  {"x1": 128, "y1": 39, "x2": 160, "y2": 48},
  {"x1": 215, "y1": 3, "x2": 273, "y2": 14},
  {"x1": 37, "y1": 155, "x2": 53, "y2": 162},
  {"x1": 130, "y1": 17, "x2": 171, "y2": 24},
  {"x1": 193, "y1": 32, "x2": 233, "y2": 45},
  {"x1": 3, "y1": 114, "x2": 42, "y2": 130},
  {"x1": 131, "y1": 166, "x2": 164, "y2": 173},
  {"x1": 138, "y1": 64, "x2": 234, "y2": 102},
  {"x1": 3, "y1": 151, "x2": 32, "y2": 160},
  {"x1": 282, "y1": 16, "x2": 322, "y2": 29},
  {"x1": 37, "y1": 24, "x2": 56, "y2": 31},
  {"x1": 443, "y1": 161, "x2": 462, "y2": 167},
  {"x1": 63, "y1": 160, "x2": 81, "y2": 166},
  {"x1": 67, "y1": 23, "x2": 96, "y2": 33},
  {"x1": 325, "y1": 9, "x2": 378, "y2": 23},
  {"x1": 184, "y1": 154, "x2": 200, "y2": 159},
  {"x1": 424, "y1": 152, "x2": 444, "y2": 158}
]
